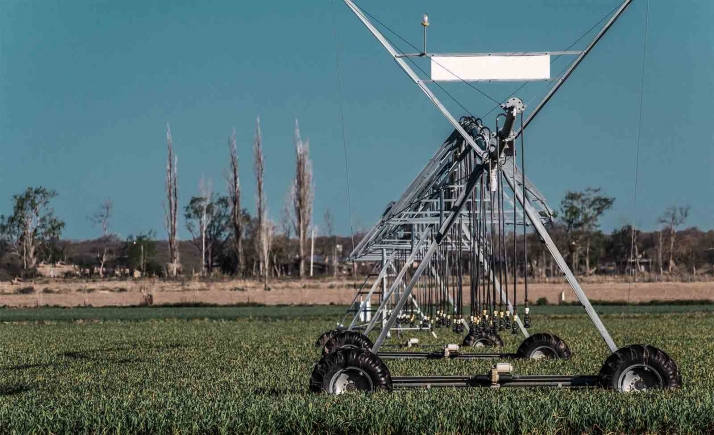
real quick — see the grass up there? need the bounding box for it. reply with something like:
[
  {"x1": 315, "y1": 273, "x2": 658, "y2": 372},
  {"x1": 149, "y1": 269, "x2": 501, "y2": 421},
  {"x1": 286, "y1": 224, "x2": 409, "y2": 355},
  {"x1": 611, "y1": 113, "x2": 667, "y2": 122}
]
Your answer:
[
  {"x1": 0, "y1": 305, "x2": 712, "y2": 433},
  {"x1": 1, "y1": 303, "x2": 713, "y2": 323},
  {"x1": 0, "y1": 305, "x2": 348, "y2": 323}
]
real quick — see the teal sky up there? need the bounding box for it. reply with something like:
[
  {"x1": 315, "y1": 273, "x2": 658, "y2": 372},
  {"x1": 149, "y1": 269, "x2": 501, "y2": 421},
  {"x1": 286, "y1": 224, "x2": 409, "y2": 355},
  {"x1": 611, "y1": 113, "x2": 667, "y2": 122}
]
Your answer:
[{"x1": 1, "y1": 0, "x2": 712, "y2": 241}]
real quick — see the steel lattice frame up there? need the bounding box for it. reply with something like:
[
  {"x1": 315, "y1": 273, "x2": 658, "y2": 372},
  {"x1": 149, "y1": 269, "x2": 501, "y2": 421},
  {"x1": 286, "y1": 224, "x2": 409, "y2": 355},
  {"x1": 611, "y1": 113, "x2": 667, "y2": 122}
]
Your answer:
[{"x1": 337, "y1": 0, "x2": 635, "y2": 354}]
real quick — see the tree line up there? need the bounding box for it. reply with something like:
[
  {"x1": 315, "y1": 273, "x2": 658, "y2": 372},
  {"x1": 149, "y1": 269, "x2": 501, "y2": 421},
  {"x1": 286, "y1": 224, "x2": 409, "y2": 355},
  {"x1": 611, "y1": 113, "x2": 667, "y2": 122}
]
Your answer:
[
  {"x1": 0, "y1": 133, "x2": 712, "y2": 280},
  {"x1": 519, "y1": 189, "x2": 708, "y2": 277},
  {"x1": 0, "y1": 119, "x2": 327, "y2": 284}
]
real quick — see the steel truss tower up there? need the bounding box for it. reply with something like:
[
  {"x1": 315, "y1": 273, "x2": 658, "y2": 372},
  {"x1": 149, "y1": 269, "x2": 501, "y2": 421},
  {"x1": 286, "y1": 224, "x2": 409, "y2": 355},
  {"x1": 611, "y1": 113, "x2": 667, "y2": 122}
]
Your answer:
[{"x1": 337, "y1": 0, "x2": 637, "y2": 354}]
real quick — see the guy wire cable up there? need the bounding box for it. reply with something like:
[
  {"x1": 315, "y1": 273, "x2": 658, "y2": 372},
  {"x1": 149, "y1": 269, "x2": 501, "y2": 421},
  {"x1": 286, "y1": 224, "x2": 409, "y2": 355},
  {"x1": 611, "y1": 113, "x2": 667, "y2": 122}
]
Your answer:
[
  {"x1": 329, "y1": 0, "x2": 357, "y2": 254},
  {"x1": 626, "y1": 0, "x2": 650, "y2": 343}
]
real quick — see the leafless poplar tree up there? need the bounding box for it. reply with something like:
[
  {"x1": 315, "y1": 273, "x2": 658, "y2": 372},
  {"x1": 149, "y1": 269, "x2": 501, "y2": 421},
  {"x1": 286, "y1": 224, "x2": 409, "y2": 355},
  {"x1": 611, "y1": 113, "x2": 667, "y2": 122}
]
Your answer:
[
  {"x1": 254, "y1": 118, "x2": 270, "y2": 287},
  {"x1": 291, "y1": 119, "x2": 314, "y2": 278},
  {"x1": 281, "y1": 190, "x2": 294, "y2": 241},
  {"x1": 658, "y1": 204, "x2": 691, "y2": 274},
  {"x1": 91, "y1": 199, "x2": 114, "y2": 277},
  {"x1": 266, "y1": 219, "x2": 275, "y2": 279},
  {"x1": 165, "y1": 124, "x2": 181, "y2": 277},
  {"x1": 227, "y1": 128, "x2": 244, "y2": 276}
]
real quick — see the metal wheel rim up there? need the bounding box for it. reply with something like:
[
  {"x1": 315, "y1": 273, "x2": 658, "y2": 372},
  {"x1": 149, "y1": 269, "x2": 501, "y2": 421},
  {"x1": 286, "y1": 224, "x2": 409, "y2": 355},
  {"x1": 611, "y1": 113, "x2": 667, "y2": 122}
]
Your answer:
[
  {"x1": 329, "y1": 368, "x2": 374, "y2": 394},
  {"x1": 530, "y1": 345, "x2": 557, "y2": 360},
  {"x1": 474, "y1": 339, "x2": 489, "y2": 348},
  {"x1": 618, "y1": 363, "x2": 663, "y2": 392}
]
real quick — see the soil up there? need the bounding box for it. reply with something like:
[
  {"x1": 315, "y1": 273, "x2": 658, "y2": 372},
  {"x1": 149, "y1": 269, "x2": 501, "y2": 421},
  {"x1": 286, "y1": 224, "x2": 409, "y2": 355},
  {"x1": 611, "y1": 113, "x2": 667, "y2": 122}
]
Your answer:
[{"x1": 0, "y1": 278, "x2": 712, "y2": 308}]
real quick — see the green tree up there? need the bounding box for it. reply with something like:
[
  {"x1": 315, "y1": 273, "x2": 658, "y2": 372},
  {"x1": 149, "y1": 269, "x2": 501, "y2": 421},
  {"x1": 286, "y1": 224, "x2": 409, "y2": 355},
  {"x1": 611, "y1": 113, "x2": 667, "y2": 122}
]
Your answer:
[
  {"x1": 607, "y1": 225, "x2": 641, "y2": 274},
  {"x1": 185, "y1": 193, "x2": 230, "y2": 275},
  {"x1": 125, "y1": 231, "x2": 157, "y2": 275},
  {"x1": 559, "y1": 187, "x2": 615, "y2": 275},
  {"x1": 0, "y1": 187, "x2": 65, "y2": 272},
  {"x1": 217, "y1": 208, "x2": 252, "y2": 275}
]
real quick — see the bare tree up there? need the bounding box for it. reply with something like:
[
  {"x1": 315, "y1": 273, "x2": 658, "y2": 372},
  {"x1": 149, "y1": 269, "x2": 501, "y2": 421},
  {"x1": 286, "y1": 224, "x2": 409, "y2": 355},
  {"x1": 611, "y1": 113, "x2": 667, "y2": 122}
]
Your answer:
[
  {"x1": 281, "y1": 189, "x2": 294, "y2": 241},
  {"x1": 323, "y1": 208, "x2": 336, "y2": 277},
  {"x1": 165, "y1": 124, "x2": 181, "y2": 277},
  {"x1": 292, "y1": 119, "x2": 314, "y2": 278},
  {"x1": 658, "y1": 204, "x2": 691, "y2": 273},
  {"x1": 92, "y1": 200, "x2": 113, "y2": 237},
  {"x1": 265, "y1": 219, "x2": 275, "y2": 280},
  {"x1": 198, "y1": 177, "x2": 213, "y2": 276},
  {"x1": 254, "y1": 118, "x2": 270, "y2": 288},
  {"x1": 91, "y1": 200, "x2": 114, "y2": 277},
  {"x1": 227, "y1": 128, "x2": 244, "y2": 276}
]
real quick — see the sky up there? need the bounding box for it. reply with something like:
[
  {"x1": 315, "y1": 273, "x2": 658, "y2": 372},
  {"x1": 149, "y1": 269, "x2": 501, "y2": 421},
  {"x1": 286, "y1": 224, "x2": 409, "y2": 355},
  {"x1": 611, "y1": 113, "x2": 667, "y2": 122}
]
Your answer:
[{"x1": 1, "y1": 0, "x2": 712, "y2": 242}]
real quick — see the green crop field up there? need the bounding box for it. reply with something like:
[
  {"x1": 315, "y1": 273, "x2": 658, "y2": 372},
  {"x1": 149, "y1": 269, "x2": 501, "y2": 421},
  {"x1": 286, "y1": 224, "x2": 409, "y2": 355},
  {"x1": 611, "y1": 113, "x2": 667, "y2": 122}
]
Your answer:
[{"x1": 0, "y1": 305, "x2": 712, "y2": 434}]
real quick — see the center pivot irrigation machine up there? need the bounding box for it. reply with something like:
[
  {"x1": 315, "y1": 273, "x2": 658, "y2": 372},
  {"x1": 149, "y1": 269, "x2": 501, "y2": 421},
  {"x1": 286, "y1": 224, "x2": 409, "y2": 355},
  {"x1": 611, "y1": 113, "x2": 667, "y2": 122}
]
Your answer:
[{"x1": 311, "y1": 0, "x2": 681, "y2": 394}]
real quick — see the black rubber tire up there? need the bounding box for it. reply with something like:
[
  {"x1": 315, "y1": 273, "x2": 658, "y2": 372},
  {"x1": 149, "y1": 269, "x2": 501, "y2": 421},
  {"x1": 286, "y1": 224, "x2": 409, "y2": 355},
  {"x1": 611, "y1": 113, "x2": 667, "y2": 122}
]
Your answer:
[
  {"x1": 597, "y1": 344, "x2": 681, "y2": 392},
  {"x1": 309, "y1": 347, "x2": 392, "y2": 394},
  {"x1": 462, "y1": 331, "x2": 504, "y2": 348},
  {"x1": 322, "y1": 331, "x2": 374, "y2": 355},
  {"x1": 516, "y1": 333, "x2": 571, "y2": 360},
  {"x1": 315, "y1": 330, "x2": 339, "y2": 348}
]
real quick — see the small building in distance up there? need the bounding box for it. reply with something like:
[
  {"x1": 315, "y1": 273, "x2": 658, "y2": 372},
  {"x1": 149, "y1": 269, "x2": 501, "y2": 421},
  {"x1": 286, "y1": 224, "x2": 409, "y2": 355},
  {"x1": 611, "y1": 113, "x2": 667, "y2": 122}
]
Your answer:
[{"x1": 36, "y1": 262, "x2": 80, "y2": 278}]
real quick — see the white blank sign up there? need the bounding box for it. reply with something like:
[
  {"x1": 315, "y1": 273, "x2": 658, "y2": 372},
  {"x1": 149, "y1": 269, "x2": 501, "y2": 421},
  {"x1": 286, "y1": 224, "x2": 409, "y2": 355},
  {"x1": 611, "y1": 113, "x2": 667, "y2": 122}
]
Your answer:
[{"x1": 431, "y1": 55, "x2": 551, "y2": 82}]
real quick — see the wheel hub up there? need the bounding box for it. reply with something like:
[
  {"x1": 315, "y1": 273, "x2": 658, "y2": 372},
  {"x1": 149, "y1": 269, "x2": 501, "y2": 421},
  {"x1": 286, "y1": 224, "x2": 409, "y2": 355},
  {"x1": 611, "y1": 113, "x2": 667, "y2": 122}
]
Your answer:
[
  {"x1": 618, "y1": 364, "x2": 663, "y2": 392},
  {"x1": 530, "y1": 346, "x2": 556, "y2": 360},
  {"x1": 329, "y1": 368, "x2": 373, "y2": 394}
]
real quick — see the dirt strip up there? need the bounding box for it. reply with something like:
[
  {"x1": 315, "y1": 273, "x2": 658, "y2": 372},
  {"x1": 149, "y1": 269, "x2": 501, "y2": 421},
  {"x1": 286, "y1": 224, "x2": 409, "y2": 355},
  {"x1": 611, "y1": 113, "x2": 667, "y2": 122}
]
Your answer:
[{"x1": 0, "y1": 281, "x2": 712, "y2": 308}]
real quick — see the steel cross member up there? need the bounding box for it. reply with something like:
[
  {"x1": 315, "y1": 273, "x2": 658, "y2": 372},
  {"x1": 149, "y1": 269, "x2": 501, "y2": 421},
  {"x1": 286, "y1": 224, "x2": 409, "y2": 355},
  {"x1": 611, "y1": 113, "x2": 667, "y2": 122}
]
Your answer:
[{"x1": 372, "y1": 162, "x2": 486, "y2": 352}]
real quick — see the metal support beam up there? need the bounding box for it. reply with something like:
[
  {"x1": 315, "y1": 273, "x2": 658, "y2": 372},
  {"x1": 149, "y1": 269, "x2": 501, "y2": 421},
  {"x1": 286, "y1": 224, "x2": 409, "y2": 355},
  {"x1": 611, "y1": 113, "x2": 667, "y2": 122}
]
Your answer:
[{"x1": 396, "y1": 51, "x2": 583, "y2": 58}]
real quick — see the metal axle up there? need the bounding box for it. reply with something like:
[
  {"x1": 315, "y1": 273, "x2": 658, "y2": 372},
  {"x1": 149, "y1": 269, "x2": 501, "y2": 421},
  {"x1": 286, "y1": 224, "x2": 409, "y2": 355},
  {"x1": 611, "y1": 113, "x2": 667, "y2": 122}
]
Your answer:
[{"x1": 392, "y1": 374, "x2": 598, "y2": 389}]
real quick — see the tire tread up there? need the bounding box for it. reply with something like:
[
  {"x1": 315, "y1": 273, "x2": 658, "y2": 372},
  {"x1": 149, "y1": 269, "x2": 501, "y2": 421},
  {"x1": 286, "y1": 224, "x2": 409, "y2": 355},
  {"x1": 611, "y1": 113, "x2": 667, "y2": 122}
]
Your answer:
[{"x1": 309, "y1": 348, "x2": 392, "y2": 393}]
